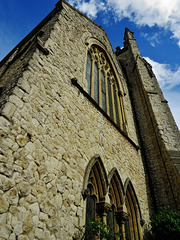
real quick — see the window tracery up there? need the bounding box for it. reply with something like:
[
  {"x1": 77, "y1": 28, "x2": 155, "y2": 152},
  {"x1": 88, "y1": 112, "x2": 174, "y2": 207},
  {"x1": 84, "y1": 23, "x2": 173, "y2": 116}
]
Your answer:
[{"x1": 86, "y1": 45, "x2": 126, "y2": 131}]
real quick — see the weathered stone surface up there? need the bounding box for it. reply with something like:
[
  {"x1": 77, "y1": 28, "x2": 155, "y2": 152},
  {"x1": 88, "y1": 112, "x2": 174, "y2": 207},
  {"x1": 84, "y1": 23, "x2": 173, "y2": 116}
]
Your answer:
[
  {"x1": 0, "y1": 195, "x2": 9, "y2": 213},
  {"x1": 14, "y1": 221, "x2": 23, "y2": 235},
  {"x1": 39, "y1": 212, "x2": 48, "y2": 221},
  {"x1": 0, "y1": 175, "x2": 15, "y2": 191},
  {"x1": 9, "y1": 95, "x2": 24, "y2": 109},
  {"x1": 1, "y1": 102, "x2": 16, "y2": 120},
  {"x1": 17, "y1": 182, "x2": 31, "y2": 197},
  {"x1": 29, "y1": 202, "x2": 40, "y2": 215},
  {"x1": 35, "y1": 228, "x2": 43, "y2": 239},
  {"x1": 0, "y1": 213, "x2": 7, "y2": 225},
  {"x1": 0, "y1": 225, "x2": 11, "y2": 239},
  {"x1": 22, "y1": 212, "x2": 33, "y2": 233},
  {"x1": 3, "y1": 187, "x2": 18, "y2": 205}
]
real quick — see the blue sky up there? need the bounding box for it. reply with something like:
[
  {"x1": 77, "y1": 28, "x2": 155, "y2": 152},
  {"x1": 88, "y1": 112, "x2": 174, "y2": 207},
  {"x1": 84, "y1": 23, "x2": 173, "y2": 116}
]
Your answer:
[{"x1": 0, "y1": 0, "x2": 180, "y2": 129}]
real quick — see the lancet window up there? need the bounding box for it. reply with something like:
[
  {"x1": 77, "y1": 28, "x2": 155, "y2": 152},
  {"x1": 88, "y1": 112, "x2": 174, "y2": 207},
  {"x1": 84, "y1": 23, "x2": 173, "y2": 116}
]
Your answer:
[
  {"x1": 125, "y1": 182, "x2": 143, "y2": 240},
  {"x1": 86, "y1": 45, "x2": 125, "y2": 130}
]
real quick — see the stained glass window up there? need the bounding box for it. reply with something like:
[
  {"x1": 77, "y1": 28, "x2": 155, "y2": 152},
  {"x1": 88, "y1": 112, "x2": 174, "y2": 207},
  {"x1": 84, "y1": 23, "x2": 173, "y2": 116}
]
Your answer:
[
  {"x1": 94, "y1": 62, "x2": 99, "y2": 104},
  {"x1": 101, "y1": 71, "x2": 106, "y2": 112},
  {"x1": 85, "y1": 45, "x2": 125, "y2": 131},
  {"x1": 113, "y1": 84, "x2": 120, "y2": 128},
  {"x1": 108, "y1": 78, "x2": 113, "y2": 121},
  {"x1": 86, "y1": 53, "x2": 92, "y2": 95}
]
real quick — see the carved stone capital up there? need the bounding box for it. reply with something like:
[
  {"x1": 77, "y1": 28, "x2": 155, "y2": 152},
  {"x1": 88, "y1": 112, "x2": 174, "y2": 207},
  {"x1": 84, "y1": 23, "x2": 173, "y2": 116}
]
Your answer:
[
  {"x1": 116, "y1": 210, "x2": 129, "y2": 224},
  {"x1": 96, "y1": 202, "x2": 112, "y2": 216},
  {"x1": 81, "y1": 189, "x2": 89, "y2": 200}
]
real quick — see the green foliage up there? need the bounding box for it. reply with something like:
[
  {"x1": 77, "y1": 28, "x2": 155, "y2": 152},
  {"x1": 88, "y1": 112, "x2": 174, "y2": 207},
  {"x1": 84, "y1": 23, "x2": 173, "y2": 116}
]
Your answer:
[
  {"x1": 150, "y1": 207, "x2": 180, "y2": 240},
  {"x1": 86, "y1": 218, "x2": 122, "y2": 240}
]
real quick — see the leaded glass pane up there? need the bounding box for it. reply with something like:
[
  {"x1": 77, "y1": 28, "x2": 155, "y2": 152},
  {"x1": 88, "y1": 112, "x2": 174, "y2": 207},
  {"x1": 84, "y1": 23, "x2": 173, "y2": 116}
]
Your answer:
[
  {"x1": 86, "y1": 53, "x2": 92, "y2": 95},
  {"x1": 101, "y1": 71, "x2": 106, "y2": 112},
  {"x1": 108, "y1": 78, "x2": 113, "y2": 120},
  {"x1": 94, "y1": 62, "x2": 99, "y2": 104},
  {"x1": 113, "y1": 84, "x2": 120, "y2": 128},
  {"x1": 85, "y1": 193, "x2": 95, "y2": 240},
  {"x1": 125, "y1": 220, "x2": 131, "y2": 240},
  {"x1": 107, "y1": 211, "x2": 114, "y2": 239}
]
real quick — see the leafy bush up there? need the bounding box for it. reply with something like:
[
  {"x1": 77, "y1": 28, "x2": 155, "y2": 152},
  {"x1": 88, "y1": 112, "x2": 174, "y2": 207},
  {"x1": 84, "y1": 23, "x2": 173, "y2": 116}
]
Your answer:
[
  {"x1": 150, "y1": 207, "x2": 180, "y2": 240},
  {"x1": 86, "y1": 218, "x2": 122, "y2": 240}
]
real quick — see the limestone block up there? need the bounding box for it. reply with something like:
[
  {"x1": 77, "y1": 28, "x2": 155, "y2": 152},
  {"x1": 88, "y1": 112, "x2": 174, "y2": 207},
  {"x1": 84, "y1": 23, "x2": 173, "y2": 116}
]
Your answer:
[
  {"x1": 26, "y1": 194, "x2": 37, "y2": 204},
  {"x1": 54, "y1": 193, "x2": 62, "y2": 210},
  {"x1": 22, "y1": 212, "x2": 33, "y2": 233},
  {"x1": 3, "y1": 187, "x2": 18, "y2": 205},
  {"x1": 0, "y1": 195, "x2": 9, "y2": 213},
  {"x1": 39, "y1": 212, "x2": 48, "y2": 222},
  {"x1": 32, "y1": 215, "x2": 39, "y2": 226},
  {"x1": 1, "y1": 102, "x2": 16, "y2": 120},
  {"x1": 27, "y1": 162, "x2": 37, "y2": 172},
  {"x1": 17, "y1": 235, "x2": 29, "y2": 240},
  {"x1": 17, "y1": 206, "x2": 26, "y2": 222},
  {"x1": 42, "y1": 230, "x2": 51, "y2": 239},
  {"x1": 70, "y1": 204, "x2": 77, "y2": 213},
  {"x1": 17, "y1": 182, "x2": 31, "y2": 197},
  {"x1": 16, "y1": 134, "x2": 30, "y2": 147},
  {"x1": 33, "y1": 139, "x2": 42, "y2": 149},
  {"x1": 47, "y1": 217, "x2": 61, "y2": 232},
  {"x1": 13, "y1": 86, "x2": 25, "y2": 99},
  {"x1": 0, "y1": 225, "x2": 11, "y2": 239},
  {"x1": 29, "y1": 202, "x2": 40, "y2": 215},
  {"x1": 9, "y1": 233, "x2": 16, "y2": 240},
  {"x1": 17, "y1": 78, "x2": 31, "y2": 93},
  {"x1": 0, "y1": 175, "x2": 15, "y2": 191},
  {"x1": 0, "y1": 213, "x2": 7, "y2": 225},
  {"x1": 35, "y1": 228, "x2": 43, "y2": 239},
  {"x1": 0, "y1": 116, "x2": 10, "y2": 136},
  {"x1": 40, "y1": 199, "x2": 53, "y2": 214},
  {"x1": 0, "y1": 138, "x2": 14, "y2": 150},
  {"x1": 38, "y1": 221, "x2": 46, "y2": 229},
  {"x1": 32, "y1": 118, "x2": 40, "y2": 127},
  {"x1": 9, "y1": 206, "x2": 18, "y2": 214},
  {"x1": 25, "y1": 142, "x2": 36, "y2": 153},
  {"x1": 9, "y1": 95, "x2": 24, "y2": 109},
  {"x1": 14, "y1": 221, "x2": 23, "y2": 235}
]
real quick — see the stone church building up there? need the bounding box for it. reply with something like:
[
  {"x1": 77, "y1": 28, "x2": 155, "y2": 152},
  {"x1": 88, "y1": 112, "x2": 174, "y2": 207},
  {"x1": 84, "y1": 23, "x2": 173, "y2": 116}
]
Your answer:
[{"x1": 0, "y1": 0, "x2": 179, "y2": 239}]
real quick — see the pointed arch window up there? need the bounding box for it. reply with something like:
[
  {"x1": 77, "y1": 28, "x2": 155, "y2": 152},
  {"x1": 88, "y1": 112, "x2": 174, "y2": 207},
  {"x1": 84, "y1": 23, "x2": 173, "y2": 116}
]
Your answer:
[
  {"x1": 85, "y1": 45, "x2": 125, "y2": 131},
  {"x1": 125, "y1": 182, "x2": 143, "y2": 240},
  {"x1": 108, "y1": 171, "x2": 124, "y2": 237},
  {"x1": 85, "y1": 159, "x2": 108, "y2": 240}
]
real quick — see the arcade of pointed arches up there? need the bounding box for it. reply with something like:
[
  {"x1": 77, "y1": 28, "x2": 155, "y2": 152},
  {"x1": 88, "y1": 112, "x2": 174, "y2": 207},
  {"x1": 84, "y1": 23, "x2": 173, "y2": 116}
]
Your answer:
[{"x1": 82, "y1": 155, "x2": 144, "y2": 240}]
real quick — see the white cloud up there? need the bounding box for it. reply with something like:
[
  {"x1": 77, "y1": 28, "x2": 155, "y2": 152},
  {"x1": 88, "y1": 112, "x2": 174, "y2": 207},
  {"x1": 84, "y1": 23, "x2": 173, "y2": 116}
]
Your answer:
[
  {"x1": 144, "y1": 57, "x2": 180, "y2": 90},
  {"x1": 68, "y1": 0, "x2": 106, "y2": 18},
  {"x1": 68, "y1": 0, "x2": 180, "y2": 46}
]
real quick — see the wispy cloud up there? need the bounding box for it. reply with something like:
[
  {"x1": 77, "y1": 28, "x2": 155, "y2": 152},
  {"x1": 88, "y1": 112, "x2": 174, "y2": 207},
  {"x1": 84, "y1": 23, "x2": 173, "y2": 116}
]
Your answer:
[
  {"x1": 144, "y1": 57, "x2": 180, "y2": 90},
  {"x1": 141, "y1": 32, "x2": 160, "y2": 47},
  {"x1": 68, "y1": 0, "x2": 180, "y2": 47}
]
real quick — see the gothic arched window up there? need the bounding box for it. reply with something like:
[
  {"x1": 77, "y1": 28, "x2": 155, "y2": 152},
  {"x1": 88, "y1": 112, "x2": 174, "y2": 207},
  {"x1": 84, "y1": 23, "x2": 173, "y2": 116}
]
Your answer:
[
  {"x1": 108, "y1": 171, "x2": 124, "y2": 237},
  {"x1": 85, "y1": 45, "x2": 125, "y2": 131},
  {"x1": 85, "y1": 158, "x2": 108, "y2": 240},
  {"x1": 125, "y1": 182, "x2": 143, "y2": 240}
]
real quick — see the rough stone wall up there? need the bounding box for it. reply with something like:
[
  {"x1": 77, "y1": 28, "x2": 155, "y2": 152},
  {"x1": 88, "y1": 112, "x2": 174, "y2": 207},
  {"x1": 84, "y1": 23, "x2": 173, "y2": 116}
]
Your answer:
[
  {"x1": 117, "y1": 29, "x2": 180, "y2": 210},
  {"x1": 0, "y1": 1, "x2": 151, "y2": 239}
]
